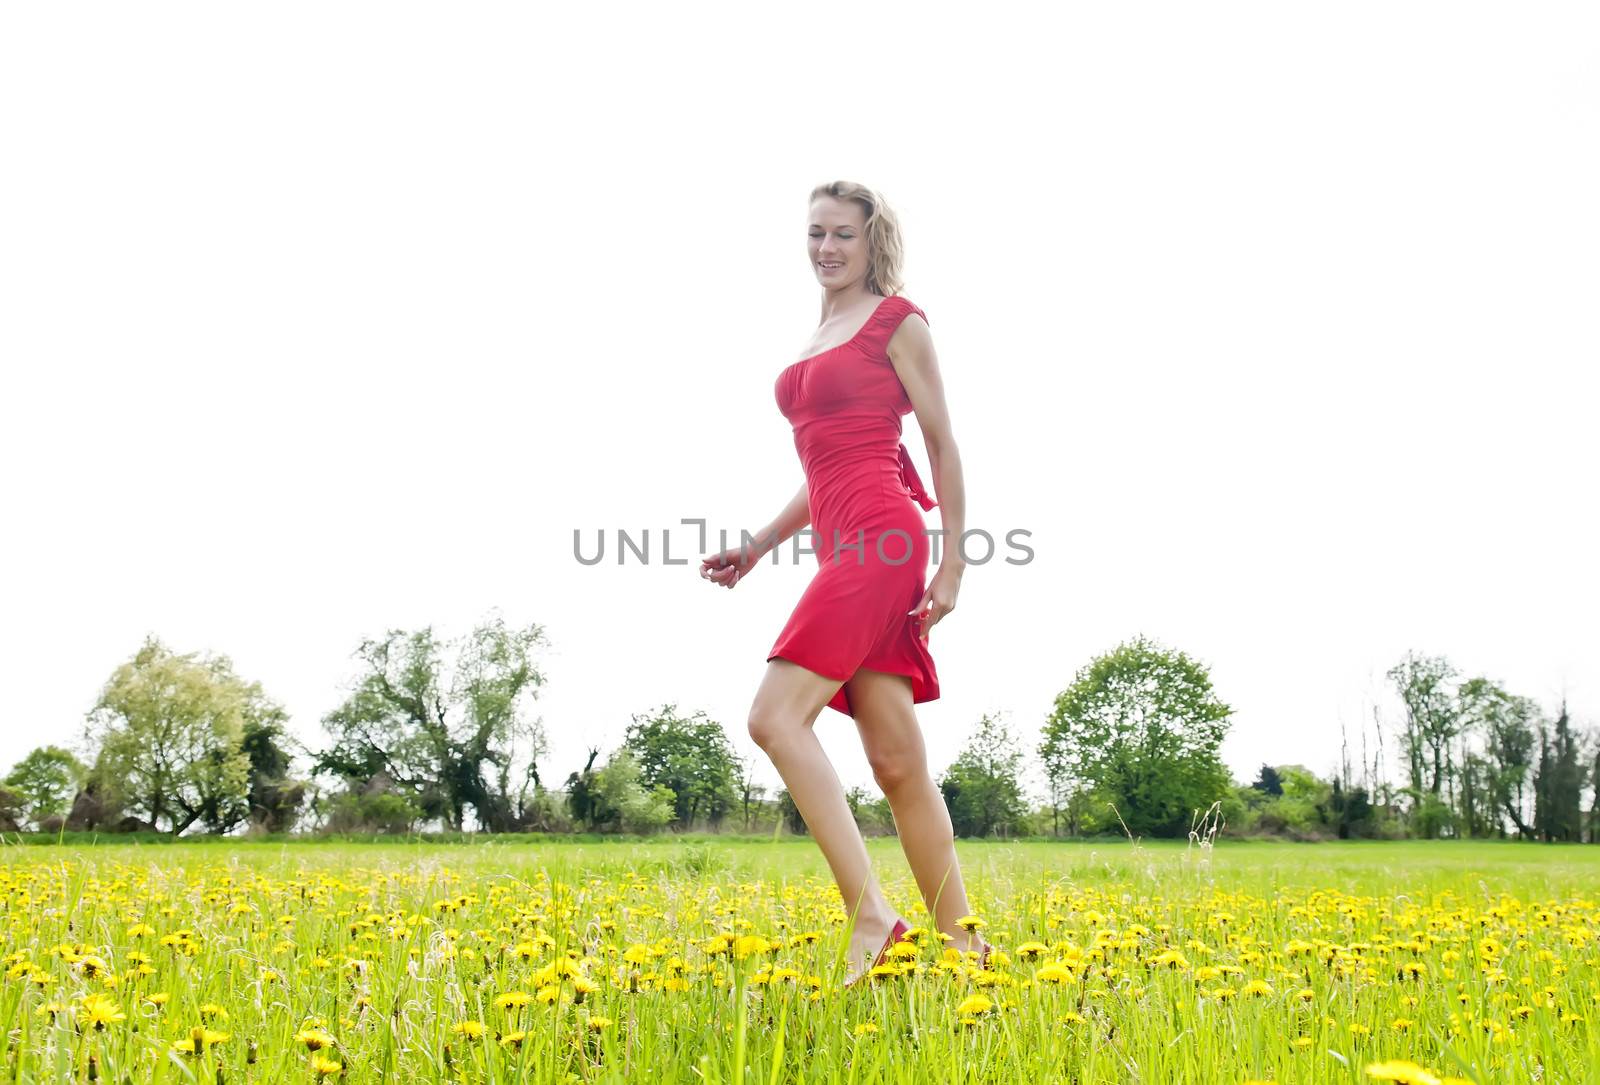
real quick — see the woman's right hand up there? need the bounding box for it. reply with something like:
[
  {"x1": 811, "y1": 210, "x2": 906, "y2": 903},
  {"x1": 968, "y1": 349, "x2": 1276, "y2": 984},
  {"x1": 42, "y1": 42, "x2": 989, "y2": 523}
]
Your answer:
[{"x1": 699, "y1": 543, "x2": 761, "y2": 590}]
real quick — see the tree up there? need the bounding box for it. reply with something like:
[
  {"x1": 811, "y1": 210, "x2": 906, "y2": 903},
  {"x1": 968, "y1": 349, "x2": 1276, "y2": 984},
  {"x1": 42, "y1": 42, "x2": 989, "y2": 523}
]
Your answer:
[
  {"x1": 1386, "y1": 653, "x2": 1462, "y2": 835},
  {"x1": 1533, "y1": 702, "x2": 1585, "y2": 842},
  {"x1": 0, "y1": 787, "x2": 24, "y2": 833},
  {"x1": 737, "y1": 755, "x2": 767, "y2": 832},
  {"x1": 1457, "y1": 676, "x2": 1539, "y2": 837},
  {"x1": 317, "y1": 614, "x2": 550, "y2": 832},
  {"x1": 589, "y1": 749, "x2": 674, "y2": 834},
  {"x1": 4, "y1": 746, "x2": 86, "y2": 830},
  {"x1": 1250, "y1": 764, "x2": 1284, "y2": 796},
  {"x1": 82, "y1": 637, "x2": 285, "y2": 835},
  {"x1": 622, "y1": 705, "x2": 738, "y2": 829},
  {"x1": 1040, "y1": 635, "x2": 1233, "y2": 838},
  {"x1": 239, "y1": 715, "x2": 307, "y2": 833},
  {"x1": 565, "y1": 747, "x2": 603, "y2": 829},
  {"x1": 939, "y1": 712, "x2": 1029, "y2": 838},
  {"x1": 1038, "y1": 720, "x2": 1077, "y2": 836},
  {"x1": 775, "y1": 788, "x2": 807, "y2": 835}
]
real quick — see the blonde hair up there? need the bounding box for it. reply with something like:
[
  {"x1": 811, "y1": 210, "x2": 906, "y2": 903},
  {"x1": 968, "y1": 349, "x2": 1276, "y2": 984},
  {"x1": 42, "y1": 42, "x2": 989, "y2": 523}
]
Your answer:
[{"x1": 808, "y1": 180, "x2": 906, "y2": 297}]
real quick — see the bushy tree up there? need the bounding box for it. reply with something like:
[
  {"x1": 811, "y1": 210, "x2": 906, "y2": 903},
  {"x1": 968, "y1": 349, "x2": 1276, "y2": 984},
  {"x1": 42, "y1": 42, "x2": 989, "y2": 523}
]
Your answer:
[
  {"x1": 83, "y1": 636, "x2": 280, "y2": 834},
  {"x1": 590, "y1": 749, "x2": 675, "y2": 834},
  {"x1": 1458, "y1": 677, "x2": 1525, "y2": 835},
  {"x1": 1041, "y1": 635, "x2": 1233, "y2": 838},
  {"x1": 4, "y1": 746, "x2": 86, "y2": 830},
  {"x1": 775, "y1": 788, "x2": 807, "y2": 835},
  {"x1": 317, "y1": 614, "x2": 550, "y2": 832},
  {"x1": 1533, "y1": 702, "x2": 1586, "y2": 842},
  {"x1": 622, "y1": 705, "x2": 738, "y2": 829},
  {"x1": 1386, "y1": 652, "x2": 1462, "y2": 835},
  {"x1": 239, "y1": 715, "x2": 307, "y2": 832},
  {"x1": 1250, "y1": 764, "x2": 1284, "y2": 796},
  {"x1": 939, "y1": 712, "x2": 1029, "y2": 838}
]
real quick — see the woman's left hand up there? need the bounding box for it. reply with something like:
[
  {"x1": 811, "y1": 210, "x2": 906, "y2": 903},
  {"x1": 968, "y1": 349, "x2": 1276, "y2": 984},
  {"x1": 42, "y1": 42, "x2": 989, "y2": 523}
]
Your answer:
[{"x1": 908, "y1": 564, "x2": 962, "y2": 645}]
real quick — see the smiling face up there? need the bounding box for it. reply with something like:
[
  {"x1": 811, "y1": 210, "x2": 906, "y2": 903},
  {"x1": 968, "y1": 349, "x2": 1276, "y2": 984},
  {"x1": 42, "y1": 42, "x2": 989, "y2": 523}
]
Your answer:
[{"x1": 808, "y1": 195, "x2": 872, "y2": 292}]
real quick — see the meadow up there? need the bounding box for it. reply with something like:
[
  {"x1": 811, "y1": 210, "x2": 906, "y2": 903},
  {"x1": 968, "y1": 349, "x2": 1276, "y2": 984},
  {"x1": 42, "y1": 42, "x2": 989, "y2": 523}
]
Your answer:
[{"x1": 2, "y1": 837, "x2": 1597, "y2": 1083}]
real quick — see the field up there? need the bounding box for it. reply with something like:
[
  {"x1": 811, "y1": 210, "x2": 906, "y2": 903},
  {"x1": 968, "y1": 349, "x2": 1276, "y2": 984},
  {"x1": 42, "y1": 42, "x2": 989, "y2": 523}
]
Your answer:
[{"x1": 2, "y1": 837, "x2": 1597, "y2": 1084}]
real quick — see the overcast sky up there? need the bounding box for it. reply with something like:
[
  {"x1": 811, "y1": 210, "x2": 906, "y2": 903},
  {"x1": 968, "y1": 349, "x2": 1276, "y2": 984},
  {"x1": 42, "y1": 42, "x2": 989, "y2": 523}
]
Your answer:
[{"x1": 2, "y1": 2, "x2": 1595, "y2": 805}]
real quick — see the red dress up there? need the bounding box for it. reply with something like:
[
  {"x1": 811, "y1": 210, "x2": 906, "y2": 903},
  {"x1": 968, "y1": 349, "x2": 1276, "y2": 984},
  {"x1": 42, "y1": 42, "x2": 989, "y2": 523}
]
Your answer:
[{"x1": 766, "y1": 294, "x2": 941, "y2": 718}]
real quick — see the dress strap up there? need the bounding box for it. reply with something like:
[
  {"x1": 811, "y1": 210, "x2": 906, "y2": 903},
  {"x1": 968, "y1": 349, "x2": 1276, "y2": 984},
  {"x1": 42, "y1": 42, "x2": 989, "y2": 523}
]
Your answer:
[{"x1": 897, "y1": 443, "x2": 937, "y2": 510}]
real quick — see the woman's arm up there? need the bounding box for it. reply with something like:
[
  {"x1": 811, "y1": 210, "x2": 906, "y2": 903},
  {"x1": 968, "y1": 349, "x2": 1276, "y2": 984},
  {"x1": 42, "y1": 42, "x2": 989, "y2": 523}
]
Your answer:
[
  {"x1": 749, "y1": 481, "x2": 810, "y2": 560},
  {"x1": 886, "y1": 310, "x2": 965, "y2": 643},
  {"x1": 887, "y1": 317, "x2": 964, "y2": 576}
]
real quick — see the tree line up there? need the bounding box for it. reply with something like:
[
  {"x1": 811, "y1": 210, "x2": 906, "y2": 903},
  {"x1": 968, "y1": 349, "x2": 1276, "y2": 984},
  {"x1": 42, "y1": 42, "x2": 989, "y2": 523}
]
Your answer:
[{"x1": 2, "y1": 619, "x2": 1593, "y2": 843}]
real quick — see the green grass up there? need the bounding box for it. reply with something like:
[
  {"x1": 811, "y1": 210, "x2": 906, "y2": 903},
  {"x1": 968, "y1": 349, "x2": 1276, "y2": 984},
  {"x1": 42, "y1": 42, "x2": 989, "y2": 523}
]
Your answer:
[{"x1": 1, "y1": 838, "x2": 1596, "y2": 1083}]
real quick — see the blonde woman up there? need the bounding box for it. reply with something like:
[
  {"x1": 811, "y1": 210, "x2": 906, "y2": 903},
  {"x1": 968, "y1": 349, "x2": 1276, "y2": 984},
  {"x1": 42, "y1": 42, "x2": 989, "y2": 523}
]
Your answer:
[{"x1": 700, "y1": 181, "x2": 992, "y2": 986}]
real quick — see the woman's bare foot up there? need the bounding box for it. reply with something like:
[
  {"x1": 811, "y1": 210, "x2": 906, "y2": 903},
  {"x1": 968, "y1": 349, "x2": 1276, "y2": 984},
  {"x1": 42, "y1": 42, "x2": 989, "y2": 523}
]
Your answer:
[{"x1": 843, "y1": 910, "x2": 906, "y2": 986}]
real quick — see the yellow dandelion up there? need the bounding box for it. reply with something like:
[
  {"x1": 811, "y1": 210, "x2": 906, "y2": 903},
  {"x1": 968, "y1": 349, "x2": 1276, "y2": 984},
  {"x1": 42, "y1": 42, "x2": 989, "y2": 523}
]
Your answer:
[
  {"x1": 78, "y1": 994, "x2": 125, "y2": 1031},
  {"x1": 955, "y1": 993, "x2": 994, "y2": 1017},
  {"x1": 173, "y1": 1027, "x2": 230, "y2": 1056},
  {"x1": 494, "y1": 990, "x2": 532, "y2": 1011},
  {"x1": 1364, "y1": 1060, "x2": 1442, "y2": 1085}
]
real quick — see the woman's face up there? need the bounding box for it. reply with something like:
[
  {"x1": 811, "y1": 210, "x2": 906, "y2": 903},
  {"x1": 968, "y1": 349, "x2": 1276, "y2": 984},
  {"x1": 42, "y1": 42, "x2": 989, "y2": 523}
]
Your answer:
[{"x1": 808, "y1": 197, "x2": 869, "y2": 291}]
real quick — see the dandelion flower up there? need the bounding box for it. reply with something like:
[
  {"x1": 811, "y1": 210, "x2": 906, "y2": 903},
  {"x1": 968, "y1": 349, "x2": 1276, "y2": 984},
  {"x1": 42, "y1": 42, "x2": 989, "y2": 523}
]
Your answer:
[
  {"x1": 955, "y1": 994, "x2": 994, "y2": 1017},
  {"x1": 494, "y1": 990, "x2": 532, "y2": 1011},
  {"x1": 1364, "y1": 1060, "x2": 1442, "y2": 1085},
  {"x1": 78, "y1": 994, "x2": 125, "y2": 1031}
]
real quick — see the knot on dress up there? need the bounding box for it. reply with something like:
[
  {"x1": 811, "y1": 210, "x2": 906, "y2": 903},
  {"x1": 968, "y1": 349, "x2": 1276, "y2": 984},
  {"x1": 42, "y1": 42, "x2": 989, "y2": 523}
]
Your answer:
[{"x1": 896, "y1": 443, "x2": 938, "y2": 511}]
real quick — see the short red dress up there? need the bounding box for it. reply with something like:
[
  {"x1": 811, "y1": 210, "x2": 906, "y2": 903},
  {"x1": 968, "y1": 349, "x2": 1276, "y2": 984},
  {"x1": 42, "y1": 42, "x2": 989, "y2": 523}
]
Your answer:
[{"x1": 765, "y1": 294, "x2": 941, "y2": 718}]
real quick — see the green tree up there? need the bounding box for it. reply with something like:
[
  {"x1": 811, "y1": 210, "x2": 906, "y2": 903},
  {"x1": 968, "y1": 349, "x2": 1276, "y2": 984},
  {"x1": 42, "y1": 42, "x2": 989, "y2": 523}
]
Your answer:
[
  {"x1": 84, "y1": 636, "x2": 270, "y2": 834},
  {"x1": 939, "y1": 712, "x2": 1029, "y2": 838},
  {"x1": 1386, "y1": 652, "x2": 1462, "y2": 836},
  {"x1": 1249, "y1": 764, "x2": 1284, "y2": 796},
  {"x1": 590, "y1": 749, "x2": 675, "y2": 834},
  {"x1": 1457, "y1": 676, "x2": 1539, "y2": 837},
  {"x1": 4, "y1": 746, "x2": 86, "y2": 829},
  {"x1": 622, "y1": 705, "x2": 738, "y2": 829},
  {"x1": 1533, "y1": 702, "x2": 1585, "y2": 842},
  {"x1": 564, "y1": 747, "x2": 603, "y2": 829},
  {"x1": 1041, "y1": 635, "x2": 1234, "y2": 838},
  {"x1": 1038, "y1": 720, "x2": 1078, "y2": 836},
  {"x1": 239, "y1": 714, "x2": 307, "y2": 832},
  {"x1": 317, "y1": 614, "x2": 550, "y2": 832},
  {"x1": 0, "y1": 787, "x2": 24, "y2": 833},
  {"x1": 775, "y1": 788, "x2": 807, "y2": 835}
]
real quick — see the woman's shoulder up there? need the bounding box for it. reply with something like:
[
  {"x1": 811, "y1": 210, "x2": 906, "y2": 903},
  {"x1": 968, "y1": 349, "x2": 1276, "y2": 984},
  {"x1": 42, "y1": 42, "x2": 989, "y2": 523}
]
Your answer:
[{"x1": 872, "y1": 293, "x2": 929, "y2": 329}]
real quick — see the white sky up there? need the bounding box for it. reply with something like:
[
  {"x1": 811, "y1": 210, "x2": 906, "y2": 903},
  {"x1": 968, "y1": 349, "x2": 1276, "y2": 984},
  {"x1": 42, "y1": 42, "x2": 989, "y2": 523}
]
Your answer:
[{"x1": 2, "y1": 2, "x2": 1596, "y2": 807}]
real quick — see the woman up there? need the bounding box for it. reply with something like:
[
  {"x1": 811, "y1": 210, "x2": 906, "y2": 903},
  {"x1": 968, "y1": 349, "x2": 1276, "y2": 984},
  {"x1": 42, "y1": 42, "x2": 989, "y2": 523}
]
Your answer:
[{"x1": 699, "y1": 181, "x2": 992, "y2": 987}]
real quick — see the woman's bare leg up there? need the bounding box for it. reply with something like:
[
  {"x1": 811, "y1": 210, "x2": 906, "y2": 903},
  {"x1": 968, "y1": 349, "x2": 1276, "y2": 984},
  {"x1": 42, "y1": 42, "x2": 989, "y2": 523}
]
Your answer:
[
  {"x1": 748, "y1": 658, "x2": 899, "y2": 980},
  {"x1": 845, "y1": 668, "x2": 990, "y2": 958}
]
